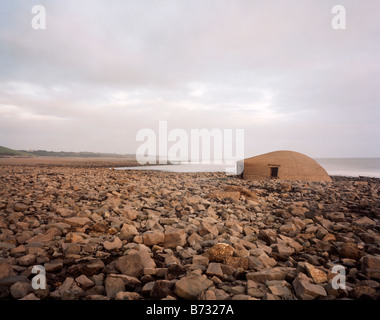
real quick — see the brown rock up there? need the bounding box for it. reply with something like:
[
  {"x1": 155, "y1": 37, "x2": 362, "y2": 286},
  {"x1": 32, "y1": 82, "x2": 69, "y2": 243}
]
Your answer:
[
  {"x1": 75, "y1": 275, "x2": 95, "y2": 289},
  {"x1": 105, "y1": 276, "x2": 125, "y2": 300},
  {"x1": 207, "y1": 243, "x2": 234, "y2": 262},
  {"x1": 340, "y1": 243, "x2": 362, "y2": 260},
  {"x1": 361, "y1": 255, "x2": 380, "y2": 280},
  {"x1": 18, "y1": 254, "x2": 36, "y2": 267},
  {"x1": 27, "y1": 227, "x2": 61, "y2": 244},
  {"x1": 224, "y1": 256, "x2": 249, "y2": 270},
  {"x1": 164, "y1": 227, "x2": 186, "y2": 249},
  {"x1": 142, "y1": 231, "x2": 164, "y2": 246},
  {"x1": 246, "y1": 268, "x2": 289, "y2": 283},
  {"x1": 103, "y1": 237, "x2": 123, "y2": 251},
  {"x1": 0, "y1": 263, "x2": 15, "y2": 280},
  {"x1": 115, "y1": 291, "x2": 141, "y2": 300},
  {"x1": 150, "y1": 280, "x2": 175, "y2": 299},
  {"x1": 349, "y1": 285, "x2": 379, "y2": 300},
  {"x1": 119, "y1": 224, "x2": 139, "y2": 241},
  {"x1": 304, "y1": 262, "x2": 328, "y2": 284},
  {"x1": 13, "y1": 203, "x2": 29, "y2": 212},
  {"x1": 292, "y1": 273, "x2": 327, "y2": 300},
  {"x1": 206, "y1": 191, "x2": 240, "y2": 201},
  {"x1": 355, "y1": 217, "x2": 376, "y2": 228},
  {"x1": 206, "y1": 263, "x2": 223, "y2": 277},
  {"x1": 63, "y1": 217, "x2": 91, "y2": 228},
  {"x1": 174, "y1": 275, "x2": 213, "y2": 300},
  {"x1": 44, "y1": 261, "x2": 63, "y2": 273},
  {"x1": 10, "y1": 281, "x2": 32, "y2": 299},
  {"x1": 116, "y1": 251, "x2": 156, "y2": 277}
]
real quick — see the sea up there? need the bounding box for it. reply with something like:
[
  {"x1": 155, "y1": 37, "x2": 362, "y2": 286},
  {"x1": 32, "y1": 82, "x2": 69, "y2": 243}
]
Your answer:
[{"x1": 115, "y1": 158, "x2": 380, "y2": 178}]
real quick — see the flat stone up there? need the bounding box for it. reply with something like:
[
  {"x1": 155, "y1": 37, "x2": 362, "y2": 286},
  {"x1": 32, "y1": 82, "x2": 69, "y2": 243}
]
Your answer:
[
  {"x1": 293, "y1": 273, "x2": 327, "y2": 300},
  {"x1": 206, "y1": 263, "x2": 223, "y2": 277},
  {"x1": 115, "y1": 291, "x2": 141, "y2": 300},
  {"x1": 0, "y1": 263, "x2": 15, "y2": 280},
  {"x1": 142, "y1": 231, "x2": 164, "y2": 246},
  {"x1": 116, "y1": 251, "x2": 156, "y2": 277},
  {"x1": 164, "y1": 227, "x2": 187, "y2": 248},
  {"x1": 105, "y1": 277, "x2": 125, "y2": 300},
  {"x1": 13, "y1": 203, "x2": 29, "y2": 212},
  {"x1": 151, "y1": 280, "x2": 175, "y2": 299},
  {"x1": 174, "y1": 275, "x2": 213, "y2": 300},
  {"x1": 246, "y1": 268, "x2": 288, "y2": 283},
  {"x1": 75, "y1": 275, "x2": 95, "y2": 289},
  {"x1": 361, "y1": 255, "x2": 380, "y2": 280},
  {"x1": 10, "y1": 281, "x2": 32, "y2": 299},
  {"x1": 44, "y1": 261, "x2": 63, "y2": 273},
  {"x1": 304, "y1": 262, "x2": 328, "y2": 284},
  {"x1": 103, "y1": 237, "x2": 122, "y2": 251},
  {"x1": 63, "y1": 217, "x2": 91, "y2": 227},
  {"x1": 18, "y1": 254, "x2": 36, "y2": 267}
]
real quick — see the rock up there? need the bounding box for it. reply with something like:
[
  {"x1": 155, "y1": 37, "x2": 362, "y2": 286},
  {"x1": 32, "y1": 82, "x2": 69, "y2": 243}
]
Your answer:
[
  {"x1": 56, "y1": 208, "x2": 76, "y2": 218},
  {"x1": 19, "y1": 293, "x2": 40, "y2": 300},
  {"x1": 151, "y1": 280, "x2": 175, "y2": 299},
  {"x1": 328, "y1": 212, "x2": 345, "y2": 222},
  {"x1": 166, "y1": 264, "x2": 186, "y2": 280},
  {"x1": 246, "y1": 268, "x2": 289, "y2": 283},
  {"x1": 174, "y1": 275, "x2": 213, "y2": 300},
  {"x1": 63, "y1": 217, "x2": 91, "y2": 227},
  {"x1": 10, "y1": 281, "x2": 32, "y2": 299},
  {"x1": 349, "y1": 286, "x2": 379, "y2": 300},
  {"x1": 0, "y1": 286, "x2": 9, "y2": 299},
  {"x1": 44, "y1": 261, "x2": 63, "y2": 273},
  {"x1": 75, "y1": 275, "x2": 95, "y2": 289},
  {"x1": 207, "y1": 243, "x2": 234, "y2": 262},
  {"x1": 18, "y1": 254, "x2": 36, "y2": 267},
  {"x1": 258, "y1": 229, "x2": 277, "y2": 245},
  {"x1": 13, "y1": 203, "x2": 28, "y2": 212},
  {"x1": 292, "y1": 273, "x2": 327, "y2": 300},
  {"x1": 115, "y1": 291, "x2": 141, "y2": 300},
  {"x1": 268, "y1": 284, "x2": 292, "y2": 297},
  {"x1": 50, "y1": 277, "x2": 75, "y2": 300},
  {"x1": 62, "y1": 243, "x2": 81, "y2": 255},
  {"x1": 105, "y1": 277, "x2": 125, "y2": 300},
  {"x1": 340, "y1": 243, "x2": 362, "y2": 260},
  {"x1": 27, "y1": 227, "x2": 61, "y2": 244},
  {"x1": 103, "y1": 237, "x2": 122, "y2": 251},
  {"x1": 120, "y1": 206, "x2": 139, "y2": 220},
  {"x1": 119, "y1": 224, "x2": 139, "y2": 241},
  {"x1": 223, "y1": 256, "x2": 249, "y2": 270},
  {"x1": 164, "y1": 227, "x2": 187, "y2": 248},
  {"x1": 82, "y1": 259, "x2": 105, "y2": 276},
  {"x1": 206, "y1": 263, "x2": 223, "y2": 277},
  {"x1": 206, "y1": 191, "x2": 240, "y2": 201},
  {"x1": 0, "y1": 263, "x2": 15, "y2": 279},
  {"x1": 360, "y1": 255, "x2": 380, "y2": 280},
  {"x1": 198, "y1": 222, "x2": 219, "y2": 237},
  {"x1": 142, "y1": 281, "x2": 155, "y2": 295},
  {"x1": 192, "y1": 255, "x2": 209, "y2": 266},
  {"x1": 304, "y1": 263, "x2": 328, "y2": 284},
  {"x1": 354, "y1": 217, "x2": 376, "y2": 228},
  {"x1": 142, "y1": 231, "x2": 164, "y2": 246},
  {"x1": 107, "y1": 274, "x2": 141, "y2": 290},
  {"x1": 272, "y1": 244, "x2": 295, "y2": 257},
  {"x1": 116, "y1": 251, "x2": 156, "y2": 277}
]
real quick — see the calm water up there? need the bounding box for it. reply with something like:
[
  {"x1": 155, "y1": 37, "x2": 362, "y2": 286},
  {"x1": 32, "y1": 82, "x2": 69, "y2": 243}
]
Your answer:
[{"x1": 116, "y1": 158, "x2": 380, "y2": 178}]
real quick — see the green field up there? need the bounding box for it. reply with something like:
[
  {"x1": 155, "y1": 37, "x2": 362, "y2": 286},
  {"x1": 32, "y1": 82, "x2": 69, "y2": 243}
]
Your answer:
[{"x1": 0, "y1": 146, "x2": 35, "y2": 157}]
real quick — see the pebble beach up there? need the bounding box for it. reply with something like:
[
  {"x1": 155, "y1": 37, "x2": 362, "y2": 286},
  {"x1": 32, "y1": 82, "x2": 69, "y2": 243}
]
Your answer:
[{"x1": 0, "y1": 158, "x2": 379, "y2": 300}]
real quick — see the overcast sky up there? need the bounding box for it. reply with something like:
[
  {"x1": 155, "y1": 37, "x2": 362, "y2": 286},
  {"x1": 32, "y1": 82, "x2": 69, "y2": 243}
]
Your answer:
[{"x1": 0, "y1": 0, "x2": 379, "y2": 158}]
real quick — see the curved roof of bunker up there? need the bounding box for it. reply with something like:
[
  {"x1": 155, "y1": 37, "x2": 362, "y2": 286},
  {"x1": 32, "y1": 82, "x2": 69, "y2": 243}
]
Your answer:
[{"x1": 242, "y1": 150, "x2": 332, "y2": 182}]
